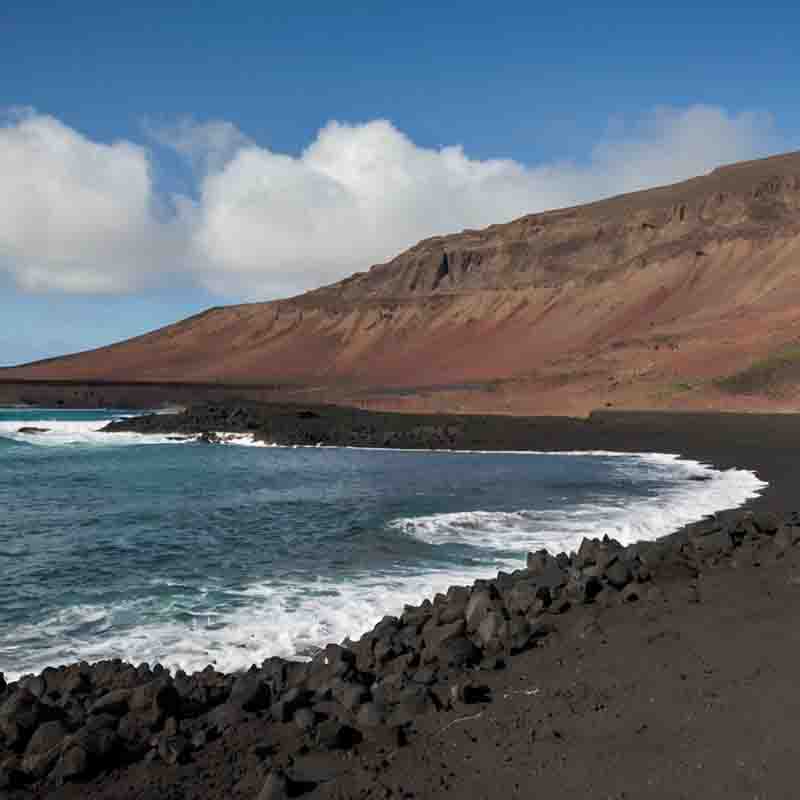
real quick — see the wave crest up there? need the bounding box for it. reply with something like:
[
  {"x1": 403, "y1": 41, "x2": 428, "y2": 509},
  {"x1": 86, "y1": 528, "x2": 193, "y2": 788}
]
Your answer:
[{"x1": 390, "y1": 453, "x2": 766, "y2": 555}]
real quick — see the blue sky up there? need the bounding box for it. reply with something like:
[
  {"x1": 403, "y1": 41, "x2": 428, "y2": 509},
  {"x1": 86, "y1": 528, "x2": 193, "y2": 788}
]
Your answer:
[{"x1": 2, "y1": 1, "x2": 798, "y2": 364}]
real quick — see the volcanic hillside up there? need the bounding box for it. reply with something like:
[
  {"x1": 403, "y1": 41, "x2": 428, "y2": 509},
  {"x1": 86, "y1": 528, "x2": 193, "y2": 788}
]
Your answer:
[{"x1": 7, "y1": 151, "x2": 800, "y2": 415}]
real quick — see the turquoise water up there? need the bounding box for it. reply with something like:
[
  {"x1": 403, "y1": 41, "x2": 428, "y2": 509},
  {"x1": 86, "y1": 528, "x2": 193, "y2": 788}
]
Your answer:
[{"x1": 0, "y1": 408, "x2": 764, "y2": 679}]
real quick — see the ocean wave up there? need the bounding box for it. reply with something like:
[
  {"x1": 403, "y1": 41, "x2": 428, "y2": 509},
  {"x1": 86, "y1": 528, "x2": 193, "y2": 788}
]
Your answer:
[
  {"x1": 0, "y1": 568, "x2": 492, "y2": 680},
  {"x1": 390, "y1": 453, "x2": 766, "y2": 554},
  {"x1": 0, "y1": 419, "x2": 278, "y2": 448},
  {"x1": 0, "y1": 419, "x2": 189, "y2": 447}
]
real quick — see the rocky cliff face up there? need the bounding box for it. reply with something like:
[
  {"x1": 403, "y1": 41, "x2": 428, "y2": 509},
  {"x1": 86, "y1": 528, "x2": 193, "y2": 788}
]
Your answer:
[{"x1": 7, "y1": 151, "x2": 800, "y2": 415}]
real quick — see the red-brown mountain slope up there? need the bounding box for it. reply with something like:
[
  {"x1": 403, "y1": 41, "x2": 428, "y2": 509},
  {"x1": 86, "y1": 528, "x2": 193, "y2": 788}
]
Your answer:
[{"x1": 7, "y1": 151, "x2": 800, "y2": 415}]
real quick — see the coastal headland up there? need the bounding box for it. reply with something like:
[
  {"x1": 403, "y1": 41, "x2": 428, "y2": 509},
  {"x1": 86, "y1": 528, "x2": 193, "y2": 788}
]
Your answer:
[{"x1": 2, "y1": 403, "x2": 800, "y2": 798}]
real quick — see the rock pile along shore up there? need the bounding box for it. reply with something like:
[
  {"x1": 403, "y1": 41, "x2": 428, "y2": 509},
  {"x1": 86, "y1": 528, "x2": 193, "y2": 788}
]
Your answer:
[{"x1": 1, "y1": 507, "x2": 796, "y2": 798}]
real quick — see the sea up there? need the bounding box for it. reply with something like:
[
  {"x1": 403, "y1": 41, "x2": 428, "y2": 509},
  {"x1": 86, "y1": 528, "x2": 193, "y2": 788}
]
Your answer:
[{"x1": 0, "y1": 407, "x2": 766, "y2": 681}]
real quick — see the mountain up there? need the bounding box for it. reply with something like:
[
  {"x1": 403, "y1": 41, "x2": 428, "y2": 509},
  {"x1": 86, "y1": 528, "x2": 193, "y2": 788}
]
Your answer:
[{"x1": 6, "y1": 151, "x2": 800, "y2": 415}]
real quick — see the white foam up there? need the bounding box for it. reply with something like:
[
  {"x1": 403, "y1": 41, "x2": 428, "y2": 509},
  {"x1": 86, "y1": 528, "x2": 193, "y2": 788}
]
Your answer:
[
  {"x1": 1, "y1": 568, "x2": 493, "y2": 680},
  {"x1": 211, "y1": 432, "x2": 275, "y2": 447},
  {"x1": 0, "y1": 419, "x2": 281, "y2": 448},
  {"x1": 391, "y1": 453, "x2": 767, "y2": 554},
  {"x1": 0, "y1": 419, "x2": 192, "y2": 447}
]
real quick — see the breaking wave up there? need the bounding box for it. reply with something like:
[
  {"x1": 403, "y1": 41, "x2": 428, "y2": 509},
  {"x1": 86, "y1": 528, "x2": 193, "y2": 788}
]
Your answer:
[
  {"x1": 391, "y1": 453, "x2": 766, "y2": 555},
  {"x1": 0, "y1": 419, "x2": 269, "y2": 448}
]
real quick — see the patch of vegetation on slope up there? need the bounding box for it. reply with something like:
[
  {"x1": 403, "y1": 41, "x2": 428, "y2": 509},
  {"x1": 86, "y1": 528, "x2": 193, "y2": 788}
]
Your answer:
[{"x1": 715, "y1": 345, "x2": 800, "y2": 396}]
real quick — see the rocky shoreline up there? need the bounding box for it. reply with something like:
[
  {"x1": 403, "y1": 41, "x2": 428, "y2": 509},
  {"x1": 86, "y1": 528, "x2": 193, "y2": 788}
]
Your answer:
[{"x1": 2, "y1": 505, "x2": 797, "y2": 799}]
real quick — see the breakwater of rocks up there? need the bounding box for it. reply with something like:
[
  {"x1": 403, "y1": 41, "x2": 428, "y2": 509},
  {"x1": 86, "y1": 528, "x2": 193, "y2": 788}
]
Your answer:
[{"x1": 1, "y1": 507, "x2": 797, "y2": 797}]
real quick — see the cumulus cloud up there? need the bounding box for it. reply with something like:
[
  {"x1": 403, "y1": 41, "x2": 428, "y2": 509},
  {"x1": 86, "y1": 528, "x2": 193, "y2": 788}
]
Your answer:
[
  {"x1": 0, "y1": 110, "x2": 182, "y2": 293},
  {"x1": 0, "y1": 105, "x2": 782, "y2": 298},
  {"x1": 586, "y1": 106, "x2": 778, "y2": 194}
]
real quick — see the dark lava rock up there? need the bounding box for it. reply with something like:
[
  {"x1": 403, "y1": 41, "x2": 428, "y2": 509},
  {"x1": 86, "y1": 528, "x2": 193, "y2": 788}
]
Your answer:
[
  {"x1": 257, "y1": 768, "x2": 316, "y2": 800},
  {"x1": 206, "y1": 702, "x2": 251, "y2": 732},
  {"x1": 752, "y1": 511, "x2": 781, "y2": 534},
  {"x1": 356, "y1": 703, "x2": 385, "y2": 728},
  {"x1": 67, "y1": 723, "x2": 119, "y2": 766},
  {"x1": 130, "y1": 680, "x2": 180, "y2": 726},
  {"x1": 391, "y1": 687, "x2": 438, "y2": 725},
  {"x1": 157, "y1": 733, "x2": 190, "y2": 765},
  {"x1": 439, "y1": 586, "x2": 470, "y2": 624},
  {"x1": 22, "y1": 747, "x2": 61, "y2": 782},
  {"x1": 465, "y1": 589, "x2": 502, "y2": 631},
  {"x1": 306, "y1": 645, "x2": 357, "y2": 689},
  {"x1": 257, "y1": 769, "x2": 290, "y2": 800},
  {"x1": 536, "y1": 563, "x2": 569, "y2": 592},
  {"x1": 505, "y1": 581, "x2": 543, "y2": 615},
  {"x1": 25, "y1": 719, "x2": 68, "y2": 757},
  {"x1": 117, "y1": 713, "x2": 152, "y2": 755},
  {"x1": 20, "y1": 676, "x2": 46, "y2": 699},
  {"x1": 576, "y1": 537, "x2": 622, "y2": 570},
  {"x1": 576, "y1": 539, "x2": 600, "y2": 568},
  {"x1": 334, "y1": 683, "x2": 370, "y2": 712},
  {"x1": 0, "y1": 690, "x2": 46, "y2": 751},
  {"x1": 52, "y1": 666, "x2": 91, "y2": 698},
  {"x1": 260, "y1": 657, "x2": 300, "y2": 697},
  {"x1": 422, "y1": 619, "x2": 466, "y2": 663},
  {"x1": 229, "y1": 672, "x2": 271, "y2": 712},
  {"x1": 401, "y1": 601, "x2": 433, "y2": 631},
  {"x1": 604, "y1": 559, "x2": 633, "y2": 590},
  {"x1": 315, "y1": 720, "x2": 362, "y2": 751},
  {"x1": 437, "y1": 637, "x2": 482, "y2": 668},
  {"x1": 621, "y1": 584, "x2": 641, "y2": 603},
  {"x1": 190, "y1": 729, "x2": 211, "y2": 750},
  {"x1": 411, "y1": 668, "x2": 438, "y2": 686},
  {"x1": 476, "y1": 611, "x2": 507, "y2": 651},
  {"x1": 54, "y1": 745, "x2": 90, "y2": 782},
  {"x1": 450, "y1": 682, "x2": 492, "y2": 705},
  {"x1": 293, "y1": 707, "x2": 316, "y2": 732},
  {"x1": 87, "y1": 715, "x2": 124, "y2": 739},
  {"x1": 89, "y1": 688, "x2": 131, "y2": 717},
  {"x1": 505, "y1": 617, "x2": 537, "y2": 654},
  {"x1": 271, "y1": 688, "x2": 313, "y2": 723},
  {"x1": 527, "y1": 549, "x2": 556, "y2": 574},
  {"x1": 566, "y1": 574, "x2": 604, "y2": 604},
  {"x1": 0, "y1": 760, "x2": 26, "y2": 790}
]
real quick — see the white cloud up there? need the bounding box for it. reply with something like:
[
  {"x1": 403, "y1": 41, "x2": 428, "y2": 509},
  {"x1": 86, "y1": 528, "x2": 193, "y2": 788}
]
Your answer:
[
  {"x1": 586, "y1": 106, "x2": 778, "y2": 194},
  {"x1": 0, "y1": 110, "x2": 183, "y2": 293},
  {"x1": 0, "y1": 105, "x2": 782, "y2": 298}
]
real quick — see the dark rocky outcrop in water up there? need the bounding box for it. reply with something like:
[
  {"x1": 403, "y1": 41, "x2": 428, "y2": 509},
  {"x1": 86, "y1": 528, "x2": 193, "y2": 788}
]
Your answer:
[
  {"x1": 103, "y1": 402, "x2": 473, "y2": 450},
  {"x1": 2, "y1": 508, "x2": 798, "y2": 797}
]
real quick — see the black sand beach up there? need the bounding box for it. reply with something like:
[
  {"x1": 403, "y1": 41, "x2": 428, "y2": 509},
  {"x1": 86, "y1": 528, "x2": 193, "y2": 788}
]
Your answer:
[{"x1": 3, "y1": 406, "x2": 800, "y2": 799}]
